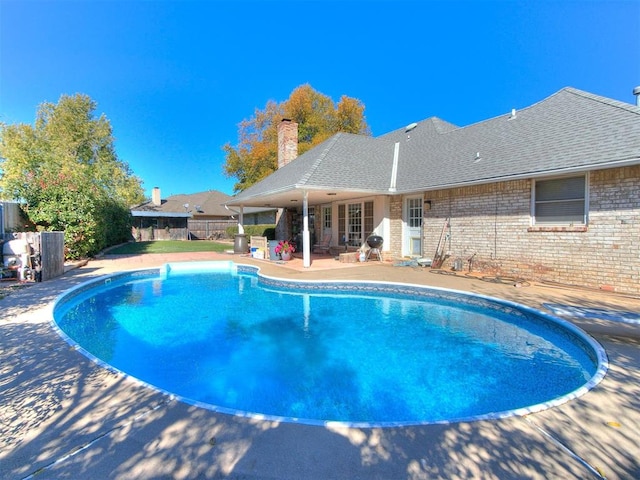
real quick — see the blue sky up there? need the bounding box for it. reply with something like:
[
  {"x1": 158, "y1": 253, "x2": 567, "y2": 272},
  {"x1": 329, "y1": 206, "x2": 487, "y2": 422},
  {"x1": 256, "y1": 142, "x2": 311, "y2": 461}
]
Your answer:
[{"x1": 1, "y1": 0, "x2": 639, "y2": 198}]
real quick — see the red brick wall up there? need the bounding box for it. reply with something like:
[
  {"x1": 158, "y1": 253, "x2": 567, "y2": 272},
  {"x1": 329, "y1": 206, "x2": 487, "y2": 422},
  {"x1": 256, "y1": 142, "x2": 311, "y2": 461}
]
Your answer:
[
  {"x1": 394, "y1": 166, "x2": 639, "y2": 294},
  {"x1": 277, "y1": 119, "x2": 298, "y2": 169},
  {"x1": 389, "y1": 196, "x2": 404, "y2": 256}
]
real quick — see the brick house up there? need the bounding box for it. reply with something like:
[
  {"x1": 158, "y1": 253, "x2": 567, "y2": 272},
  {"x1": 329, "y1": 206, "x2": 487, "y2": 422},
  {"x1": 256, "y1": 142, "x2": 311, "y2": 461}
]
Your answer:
[{"x1": 225, "y1": 88, "x2": 640, "y2": 294}]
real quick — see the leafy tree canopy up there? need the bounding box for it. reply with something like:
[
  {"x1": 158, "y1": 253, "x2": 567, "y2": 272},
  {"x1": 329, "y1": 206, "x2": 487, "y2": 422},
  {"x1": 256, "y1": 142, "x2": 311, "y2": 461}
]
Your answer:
[
  {"x1": 223, "y1": 84, "x2": 370, "y2": 192},
  {"x1": 0, "y1": 93, "x2": 145, "y2": 258}
]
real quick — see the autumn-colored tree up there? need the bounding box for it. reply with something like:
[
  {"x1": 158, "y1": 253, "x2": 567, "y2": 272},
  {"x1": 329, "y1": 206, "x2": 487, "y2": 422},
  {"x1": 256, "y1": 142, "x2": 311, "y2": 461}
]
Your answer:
[
  {"x1": 0, "y1": 94, "x2": 145, "y2": 258},
  {"x1": 223, "y1": 84, "x2": 370, "y2": 192}
]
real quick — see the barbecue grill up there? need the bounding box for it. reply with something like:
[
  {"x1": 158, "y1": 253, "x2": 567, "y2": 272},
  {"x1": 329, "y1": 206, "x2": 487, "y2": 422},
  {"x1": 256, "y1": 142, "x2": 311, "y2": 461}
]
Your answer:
[{"x1": 365, "y1": 235, "x2": 383, "y2": 261}]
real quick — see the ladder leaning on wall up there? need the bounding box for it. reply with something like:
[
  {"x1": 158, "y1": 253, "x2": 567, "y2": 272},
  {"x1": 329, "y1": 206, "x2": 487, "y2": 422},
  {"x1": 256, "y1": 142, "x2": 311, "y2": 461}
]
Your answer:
[{"x1": 431, "y1": 217, "x2": 450, "y2": 269}]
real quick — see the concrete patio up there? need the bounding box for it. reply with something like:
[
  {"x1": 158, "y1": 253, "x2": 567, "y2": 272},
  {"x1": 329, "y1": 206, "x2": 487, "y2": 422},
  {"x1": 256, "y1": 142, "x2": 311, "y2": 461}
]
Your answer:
[{"x1": 1, "y1": 251, "x2": 639, "y2": 479}]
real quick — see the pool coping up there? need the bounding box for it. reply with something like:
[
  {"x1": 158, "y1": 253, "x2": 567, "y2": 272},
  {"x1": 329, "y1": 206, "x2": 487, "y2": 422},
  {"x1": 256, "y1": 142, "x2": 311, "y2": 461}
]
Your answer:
[
  {"x1": 50, "y1": 261, "x2": 609, "y2": 430},
  {"x1": 2, "y1": 252, "x2": 639, "y2": 479}
]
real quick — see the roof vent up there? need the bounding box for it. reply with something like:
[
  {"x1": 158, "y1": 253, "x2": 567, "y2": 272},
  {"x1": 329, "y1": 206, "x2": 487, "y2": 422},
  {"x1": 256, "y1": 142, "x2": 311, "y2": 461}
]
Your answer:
[
  {"x1": 509, "y1": 108, "x2": 517, "y2": 120},
  {"x1": 405, "y1": 122, "x2": 418, "y2": 133},
  {"x1": 633, "y1": 86, "x2": 640, "y2": 107}
]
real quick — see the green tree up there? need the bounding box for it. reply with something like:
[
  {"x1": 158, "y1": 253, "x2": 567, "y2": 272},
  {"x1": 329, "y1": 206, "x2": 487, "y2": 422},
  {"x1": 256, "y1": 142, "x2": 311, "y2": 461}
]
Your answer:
[
  {"x1": 0, "y1": 93, "x2": 145, "y2": 258},
  {"x1": 223, "y1": 84, "x2": 370, "y2": 192}
]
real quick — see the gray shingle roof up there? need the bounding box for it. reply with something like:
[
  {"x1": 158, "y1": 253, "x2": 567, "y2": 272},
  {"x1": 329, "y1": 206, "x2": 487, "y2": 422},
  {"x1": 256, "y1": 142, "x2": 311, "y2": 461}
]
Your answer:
[
  {"x1": 231, "y1": 133, "x2": 398, "y2": 201},
  {"x1": 392, "y1": 87, "x2": 640, "y2": 192},
  {"x1": 228, "y1": 87, "x2": 640, "y2": 206},
  {"x1": 132, "y1": 190, "x2": 273, "y2": 216},
  {"x1": 132, "y1": 190, "x2": 230, "y2": 215}
]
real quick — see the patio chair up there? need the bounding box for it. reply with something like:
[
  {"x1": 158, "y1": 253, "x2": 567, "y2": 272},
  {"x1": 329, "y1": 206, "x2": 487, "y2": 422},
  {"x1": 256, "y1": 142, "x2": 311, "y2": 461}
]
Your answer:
[{"x1": 312, "y1": 231, "x2": 332, "y2": 254}]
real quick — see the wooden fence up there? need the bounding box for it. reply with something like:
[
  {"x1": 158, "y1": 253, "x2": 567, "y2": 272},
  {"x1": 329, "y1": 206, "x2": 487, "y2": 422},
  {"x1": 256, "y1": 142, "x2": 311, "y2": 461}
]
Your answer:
[
  {"x1": 133, "y1": 226, "x2": 190, "y2": 241},
  {"x1": 188, "y1": 219, "x2": 236, "y2": 240},
  {"x1": 39, "y1": 231, "x2": 65, "y2": 281},
  {"x1": 0, "y1": 201, "x2": 22, "y2": 235}
]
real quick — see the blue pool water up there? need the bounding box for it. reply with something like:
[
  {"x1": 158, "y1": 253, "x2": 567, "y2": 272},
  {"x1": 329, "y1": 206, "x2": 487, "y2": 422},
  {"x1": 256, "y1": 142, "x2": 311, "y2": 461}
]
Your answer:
[{"x1": 53, "y1": 262, "x2": 607, "y2": 426}]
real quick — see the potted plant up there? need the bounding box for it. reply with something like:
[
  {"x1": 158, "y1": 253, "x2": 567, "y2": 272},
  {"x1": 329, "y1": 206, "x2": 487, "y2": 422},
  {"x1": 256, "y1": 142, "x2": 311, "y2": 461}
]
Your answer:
[{"x1": 275, "y1": 240, "x2": 295, "y2": 261}]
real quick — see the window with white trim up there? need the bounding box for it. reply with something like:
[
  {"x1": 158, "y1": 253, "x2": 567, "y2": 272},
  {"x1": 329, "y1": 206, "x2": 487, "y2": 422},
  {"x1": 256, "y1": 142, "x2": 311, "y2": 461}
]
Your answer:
[
  {"x1": 338, "y1": 200, "x2": 374, "y2": 246},
  {"x1": 533, "y1": 175, "x2": 587, "y2": 225},
  {"x1": 338, "y1": 204, "x2": 346, "y2": 244},
  {"x1": 407, "y1": 197, "x2": 423, "y2": 228},
  {"x1": 363, "y1": 201, "x2": 374, "y2": 238},
  {"x1": 347, "y1": 203, "x2": 362, "y2": 246},
  {"x1": 323, "y1": 206, "x2": 332, "y2": 229}
]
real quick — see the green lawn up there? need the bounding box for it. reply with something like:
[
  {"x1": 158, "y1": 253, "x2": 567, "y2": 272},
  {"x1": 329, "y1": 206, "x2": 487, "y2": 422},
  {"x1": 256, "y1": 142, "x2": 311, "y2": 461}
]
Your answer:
[{"x1": 106, "y1": 241, "x2": 232, "y2": 255}]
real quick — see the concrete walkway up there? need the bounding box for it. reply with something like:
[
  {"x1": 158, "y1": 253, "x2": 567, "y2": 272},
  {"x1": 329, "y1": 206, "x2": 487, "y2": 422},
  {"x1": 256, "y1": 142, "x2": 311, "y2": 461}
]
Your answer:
[{"x1": 1, "y1": 252, "x2": 639, "y2": 479}]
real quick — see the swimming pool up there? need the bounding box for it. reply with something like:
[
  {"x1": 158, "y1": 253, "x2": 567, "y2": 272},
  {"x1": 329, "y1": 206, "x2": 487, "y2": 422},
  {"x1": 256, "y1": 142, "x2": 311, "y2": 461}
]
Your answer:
[{"x1": 52, "y1": 261, "x2": 607, "y2": 427}]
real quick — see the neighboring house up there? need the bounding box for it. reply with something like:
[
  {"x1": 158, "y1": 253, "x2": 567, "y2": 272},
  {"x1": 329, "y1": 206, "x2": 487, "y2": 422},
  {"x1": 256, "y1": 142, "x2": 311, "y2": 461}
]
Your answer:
[
  {"x1": 131, "y1": 188, "x2": 276, "y2": 241},
  {"x1": 226, "y1": 87, "x2": 640, "y2": 295}
]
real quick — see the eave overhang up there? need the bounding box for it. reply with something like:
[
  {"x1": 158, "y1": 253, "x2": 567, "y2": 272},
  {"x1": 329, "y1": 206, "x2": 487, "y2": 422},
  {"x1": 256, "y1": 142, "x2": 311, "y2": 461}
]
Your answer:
[
  {"x1": 130, "y1": 211, "x2": 193, "y2": 218},
  {"x1": 225, "y1": 185, "x2": 394, "y2": 208}
]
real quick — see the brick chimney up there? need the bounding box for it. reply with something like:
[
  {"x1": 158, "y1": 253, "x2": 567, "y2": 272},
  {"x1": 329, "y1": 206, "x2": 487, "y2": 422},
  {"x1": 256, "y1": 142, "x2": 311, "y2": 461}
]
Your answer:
[
  {"x1": 277, "y1": 119, "x2": 298, "y2": 168},
  {"x1": 152, "y1": 187, "x2": 161, "y2": 206}
]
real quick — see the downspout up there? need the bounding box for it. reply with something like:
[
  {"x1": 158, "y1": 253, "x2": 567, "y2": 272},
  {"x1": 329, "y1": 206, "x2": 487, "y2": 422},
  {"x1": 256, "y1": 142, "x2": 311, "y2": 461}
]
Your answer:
[
  {"x1": 302, "y1": 190, "x2": 311, "y2": 268},
  {"x1": 389, "y1": 142, "x2": 400, "y2": 192},
  {"x1": 225, "y1": 204, "x2": 245, "y2": 234}
]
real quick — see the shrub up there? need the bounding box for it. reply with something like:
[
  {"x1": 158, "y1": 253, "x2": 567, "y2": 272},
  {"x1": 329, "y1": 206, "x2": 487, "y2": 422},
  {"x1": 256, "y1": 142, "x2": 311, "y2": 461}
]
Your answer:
[{"x1": 225, "y1": 224, "x2": 276, "y2": 239}]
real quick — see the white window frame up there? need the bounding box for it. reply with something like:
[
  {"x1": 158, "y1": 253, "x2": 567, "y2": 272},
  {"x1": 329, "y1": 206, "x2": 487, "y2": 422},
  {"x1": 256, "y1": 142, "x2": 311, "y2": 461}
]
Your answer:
[
  {"x1": 532, "y1": 173, "x2": 589, "y2": 226},
  {"x1": 338, "y1": 200, "x2": 374, "y2": 246},
  {"x1": 322, "y1": 206, "x2": 332, "y2": 229},
  {"x1": 404, "y1": 196, "x2": 423, "y2": 256}
]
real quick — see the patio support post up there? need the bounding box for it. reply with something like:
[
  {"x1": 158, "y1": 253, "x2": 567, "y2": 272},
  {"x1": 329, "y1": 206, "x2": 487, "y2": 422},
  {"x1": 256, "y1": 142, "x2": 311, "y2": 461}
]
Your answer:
[
  {"x1": 302, "y1": 191, "x2": 311, "y2": 268},
  {"x1": 237, "y1": 206, "x2": 245, "y2": 234},
  {"x1": 226, "y1": 204, "x2": 248, "y2": 254}
]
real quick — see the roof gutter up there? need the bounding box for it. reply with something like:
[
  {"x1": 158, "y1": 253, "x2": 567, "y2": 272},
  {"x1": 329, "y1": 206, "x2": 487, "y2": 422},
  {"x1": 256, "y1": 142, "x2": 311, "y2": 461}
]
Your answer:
[
  {"x1": 397, "y1": 156, "x2": 640, "y2": 195},
  {"x1": 130, "y1": 211, "x2": 192, "y2": 218},
  {"x1": 224, "y1": 184, "x2": 299, "y2": 206}
]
